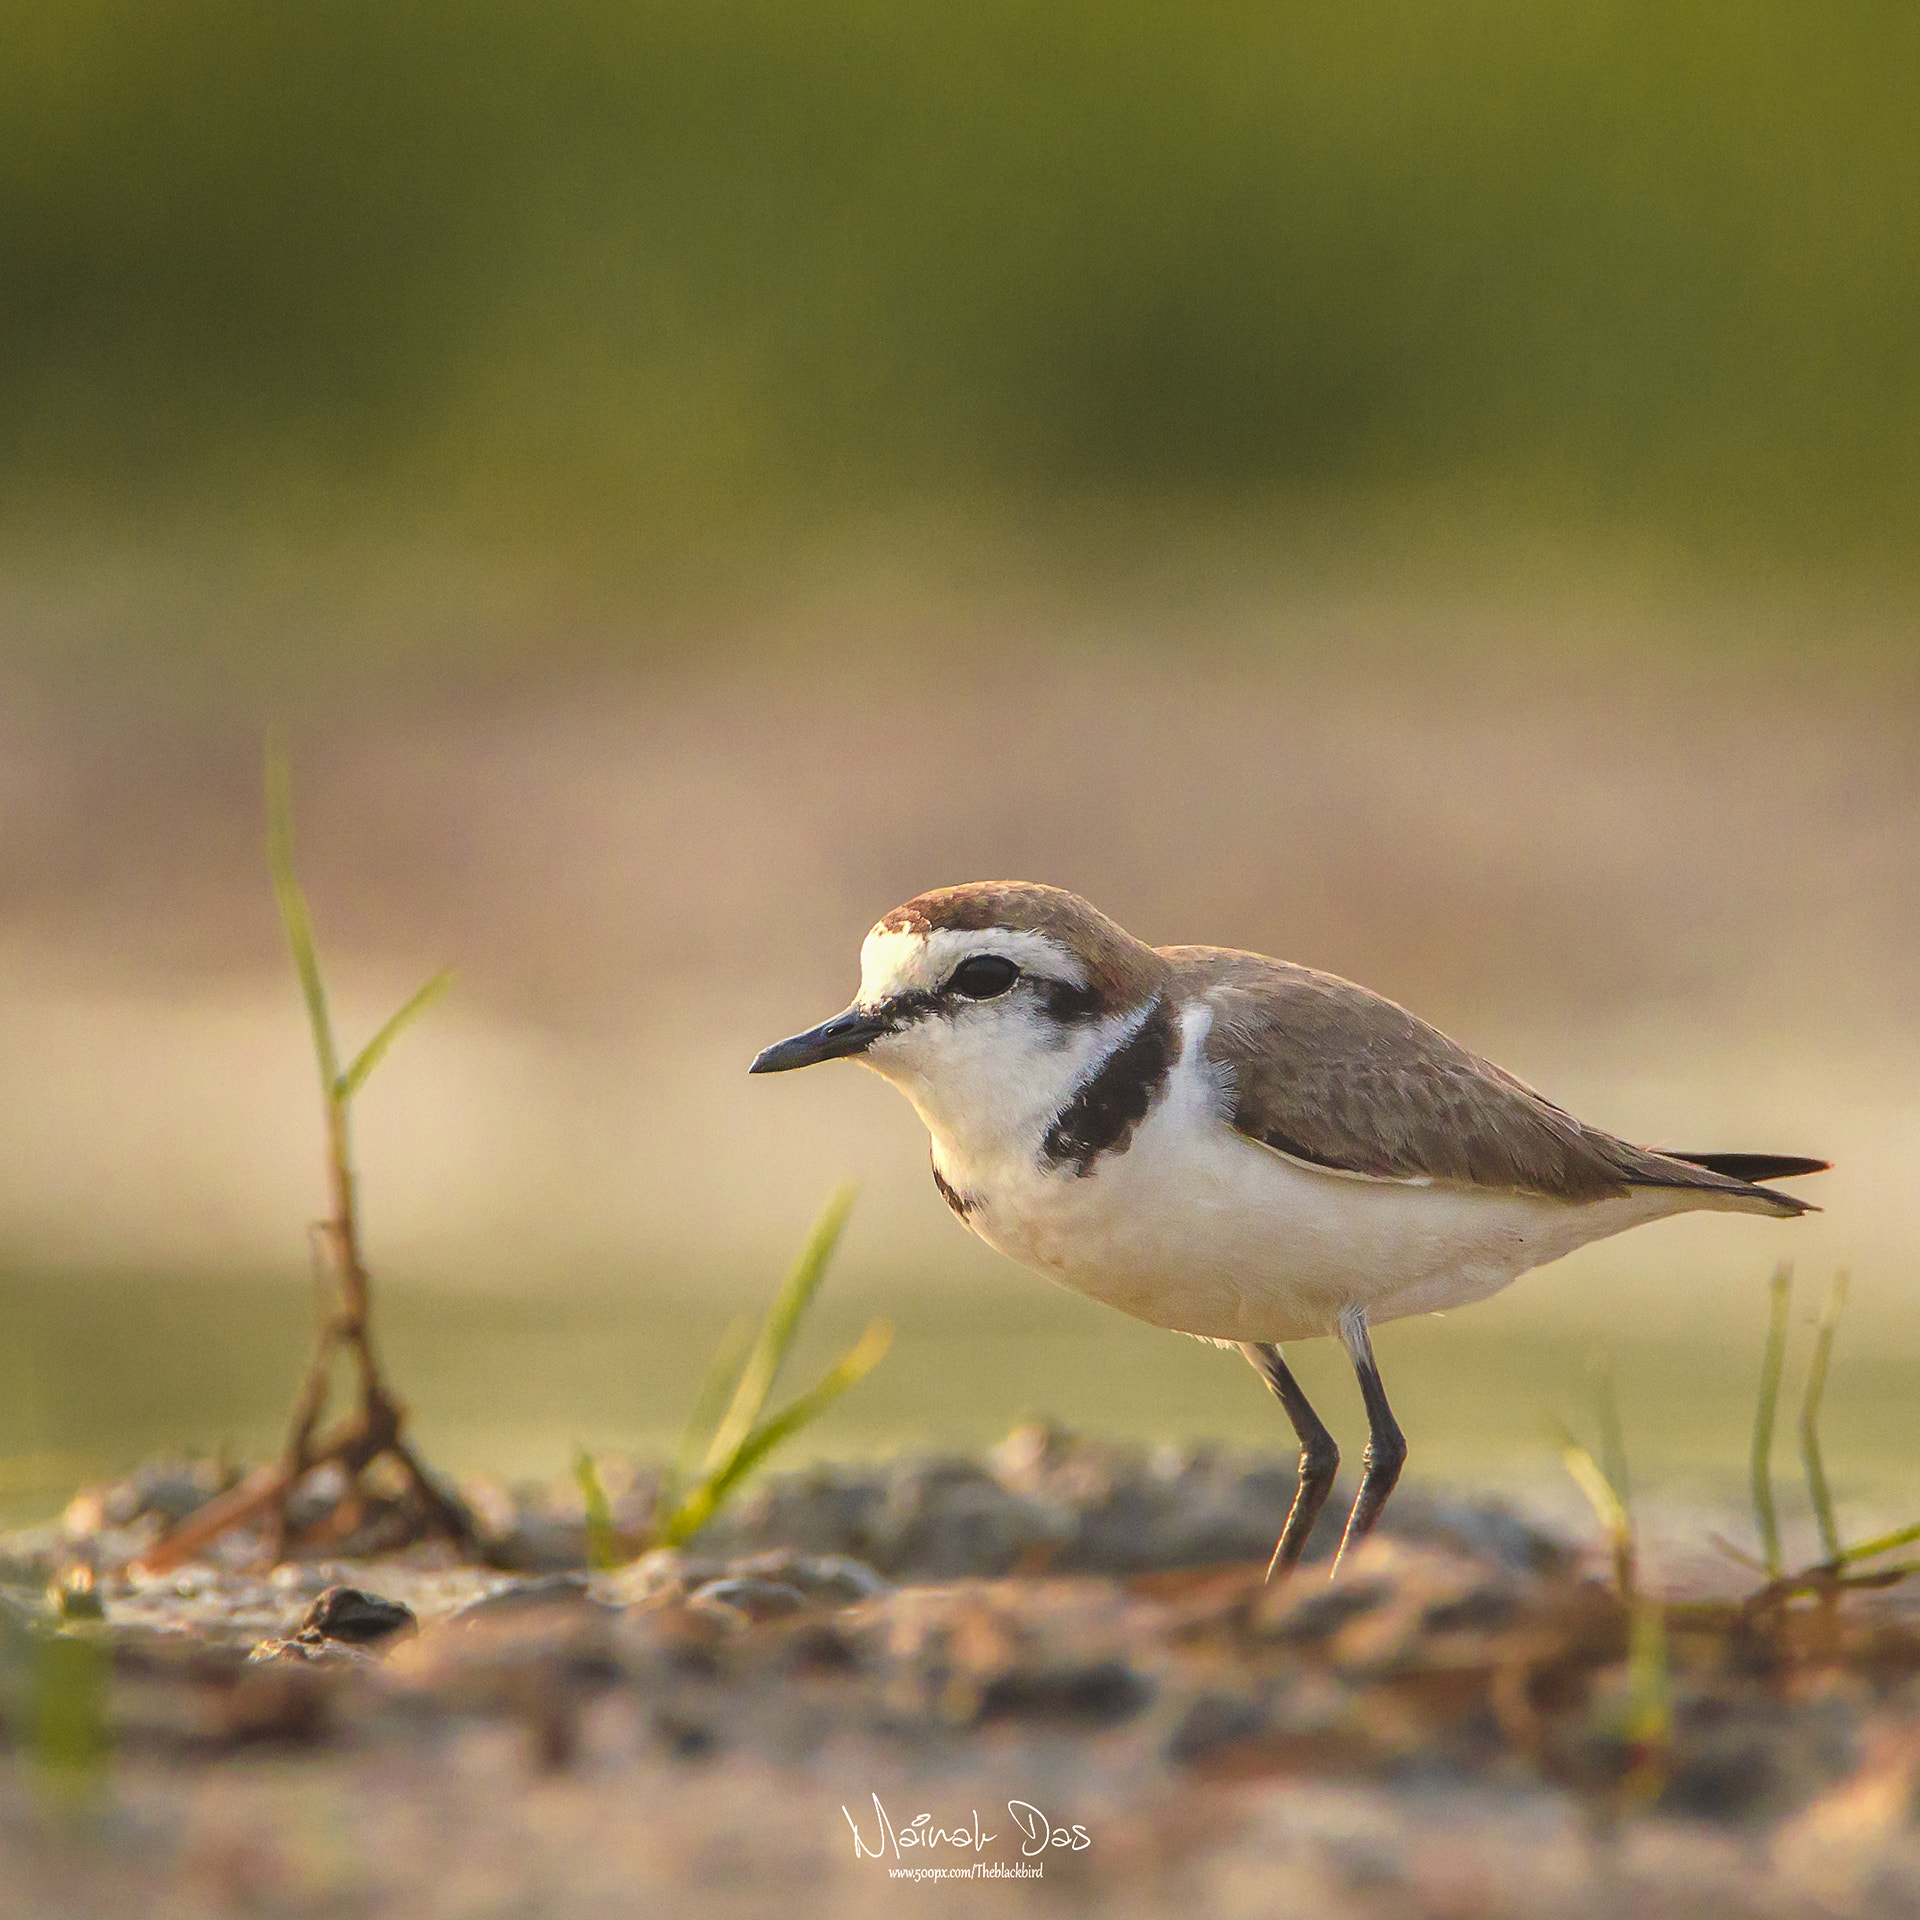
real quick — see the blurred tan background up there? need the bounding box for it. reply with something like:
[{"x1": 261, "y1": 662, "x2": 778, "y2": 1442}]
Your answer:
[{"x1": 1, "y1": 3, "x2": 1915, "y2": 1532}]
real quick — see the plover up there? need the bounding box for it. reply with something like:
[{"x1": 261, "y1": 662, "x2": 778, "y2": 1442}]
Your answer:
[{"x1": 750, "y1": 883, "x2": 1826, "y2": 1575}]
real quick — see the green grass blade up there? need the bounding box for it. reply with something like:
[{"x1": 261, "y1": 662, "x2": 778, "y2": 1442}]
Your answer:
[
  {"x1": 663, "y1": 1319, "x2": 892, "y2": 1547},
  {"x1": 265, "y1": 737, "x2": 339, "y2": 1093},
  {"x1": 700, "y1": 1183, "x2": 857, "y2": 1479},
  {"x1": 1837, "y1": 1519, "x2": 1920, "y2": 1566},
  {"x1": 1751, "y1": 1263, "x2": 1792, "y2": 1580},
  {"x1": 1622, "y1": 1592, "x2": 1672, "y2": 1805},
  {"x1": 1544, "y1": 1411, "x2": 1634, "y2": 1598},
  {"x1": 572, "y1": 1447, "x2": 621, "y2": 1572},
  {"x1": 1799, "y1": 1270, "x2": 1850, "y2": 1564},
  {"x1": 1839, "y1": 1558, "x2": 1920, "y2": 1585},
  {"x1": 337, "y1": 966, "x2": 456, "y2": 1102},
  {"x1": 1706, "y1": 1532, "x2": 1769, "y2": 1574},
  {"x1": 657, "y1": 1313, "x2": 755, "y2": 1523},
  {"x1": 1588, "y1": 1347, "x2": 1632, "y2": 1514}
]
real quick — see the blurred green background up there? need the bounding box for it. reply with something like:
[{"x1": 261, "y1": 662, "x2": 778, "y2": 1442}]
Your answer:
[
  {"x1": 1, "y1": 2, "x2": 1916, "y2": 1550},
  {"x1": 5, "y1": 0, "x2": 1919, "y2": 563}
]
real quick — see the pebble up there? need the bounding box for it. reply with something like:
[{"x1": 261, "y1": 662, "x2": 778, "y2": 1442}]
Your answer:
[
  {"x1": 686, "y1": 1578, "x2": 810, "y2": 1624},
  {"x1": 298, "y1": 1586, "x2": 418, "y2": 1645}
]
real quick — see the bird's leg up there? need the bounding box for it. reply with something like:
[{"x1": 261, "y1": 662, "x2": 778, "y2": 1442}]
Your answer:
[
  {"x1": 1330, "y1": 1306, "x2": 1407, "y2": 1577},
  {"x1": 1241, "y1": 1342, "x2": 1340, "y2": 1581}
]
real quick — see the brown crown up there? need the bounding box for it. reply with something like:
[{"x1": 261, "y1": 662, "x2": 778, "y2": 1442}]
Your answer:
[{"x1": 876, "y1": 882, "x2": 1167, "y2": 1009}]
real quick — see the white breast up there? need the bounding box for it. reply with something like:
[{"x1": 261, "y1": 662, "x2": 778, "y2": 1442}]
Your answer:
[{"x1": 937, "y1": 1000, "x2": 1699, "y2": 1345}]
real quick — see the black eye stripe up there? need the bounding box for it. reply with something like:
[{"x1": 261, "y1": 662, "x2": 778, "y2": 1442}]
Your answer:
[
  {"x1": 871, "y1": 960, "x2": 1105, "y2": 1027},
  {"x1": 1039, "y1": 979, "x2": 1104, "y2": 1023},
  {"x1": 947, "y1": 954, "x2": 1020, "y2": 1000}
]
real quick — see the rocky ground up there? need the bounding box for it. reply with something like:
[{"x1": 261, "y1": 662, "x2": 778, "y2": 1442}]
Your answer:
[{"x1": 2, "y1": 1429, "x2": 1919, "y2": 1918}]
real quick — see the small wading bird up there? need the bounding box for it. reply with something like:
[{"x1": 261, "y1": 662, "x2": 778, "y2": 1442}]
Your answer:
[{"x1": 751, "y1": 885, "x2": 1826, "y2": 1578}]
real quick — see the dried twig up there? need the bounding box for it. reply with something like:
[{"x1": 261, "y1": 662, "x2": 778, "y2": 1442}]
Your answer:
[{"x1": 138, "y1": 742, "x2": 470, "y2": 1573}]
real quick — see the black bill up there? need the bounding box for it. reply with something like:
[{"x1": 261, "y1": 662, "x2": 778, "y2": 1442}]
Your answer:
[{"x1": 749, "y1": 1006, "x2": 888, "y2": 1073}]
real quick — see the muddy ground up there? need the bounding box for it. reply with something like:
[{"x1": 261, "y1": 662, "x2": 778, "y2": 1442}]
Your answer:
[{"x1": 1, "y1": 1430, "x2": 1918, "y2": 1918}]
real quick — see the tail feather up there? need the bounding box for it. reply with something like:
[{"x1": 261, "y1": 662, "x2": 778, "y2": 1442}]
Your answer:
[{"x1": 1660, "y1": 1152, "x2": 1830, "y2": 1184}]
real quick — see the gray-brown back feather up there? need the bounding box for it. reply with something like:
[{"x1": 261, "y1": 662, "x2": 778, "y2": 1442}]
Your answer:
[{"x1": 1168, "y1": 947, "x2": 1809, "y2": 1213}]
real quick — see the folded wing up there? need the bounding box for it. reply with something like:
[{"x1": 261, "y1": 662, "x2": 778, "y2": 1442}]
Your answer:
[{"x1": 1167, "y1": 947, "x2": 1823, "y2": 1215}]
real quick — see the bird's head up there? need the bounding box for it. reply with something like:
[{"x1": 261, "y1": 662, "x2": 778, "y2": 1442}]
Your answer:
[{"x1": 750, "y1": 882, "x2": 1167, "y2": 1156}]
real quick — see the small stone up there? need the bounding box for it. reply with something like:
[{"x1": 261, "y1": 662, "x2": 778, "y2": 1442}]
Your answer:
[
  {"x1": 248, "y1": 1635, "x2": 376, "y2": 1669},
  {"x1": 598, "y1": 1549, "x2": 890, "y2": 1612},
  {"x1": 51, "y1": 1565, "x2": 106, "y2": 1620},
  {"x1": 297, "y1": 1586, "x2": 417, "y2": 1646},
  {"x1": 448, "y1": 1575, "x2": 596, "y2": 1625},
  {"x1": 484, "y1": 1512, "x2": 593, "y2": 1574},
  {"x1": 730, "y1": 1551, "x2": 892, "y2": 1606},
  {"x1": 687, "y1": 1578, "x2": 810, "y2": 1624},
  {"x1": 596, "y1": 1549, "x2": 706, "y2": 1608}
]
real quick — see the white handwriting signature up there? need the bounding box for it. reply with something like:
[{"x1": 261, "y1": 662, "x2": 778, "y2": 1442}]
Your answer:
[{"x1": 842, "y1": 1794, "x2": 1091, "y2": 1860}]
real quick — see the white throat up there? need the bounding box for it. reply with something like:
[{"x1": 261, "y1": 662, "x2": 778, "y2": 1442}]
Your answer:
[{"x1": 863, "y1": 998, "x2": 1155, "y2": 1171}]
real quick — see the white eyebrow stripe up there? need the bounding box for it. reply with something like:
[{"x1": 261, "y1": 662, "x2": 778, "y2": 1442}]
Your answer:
[{"x1": 857, "y1": 926, "x2": 1086, "y2": 1007}]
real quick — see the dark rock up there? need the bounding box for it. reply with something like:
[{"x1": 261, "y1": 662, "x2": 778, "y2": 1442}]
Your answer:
[{"x1": 298, "y1": 1586, "x2": 417, "y2": 1646}]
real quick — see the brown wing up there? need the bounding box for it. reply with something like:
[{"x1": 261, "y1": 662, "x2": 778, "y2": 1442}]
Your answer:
[{"x1": 1167, "y1": 947, "x2": 1765, "y2": 1204}]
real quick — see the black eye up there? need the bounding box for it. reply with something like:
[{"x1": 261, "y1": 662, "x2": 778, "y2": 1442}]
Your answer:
[{"x1": 948, "y1": 955, "x2": 1020, "y2": 1000}]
